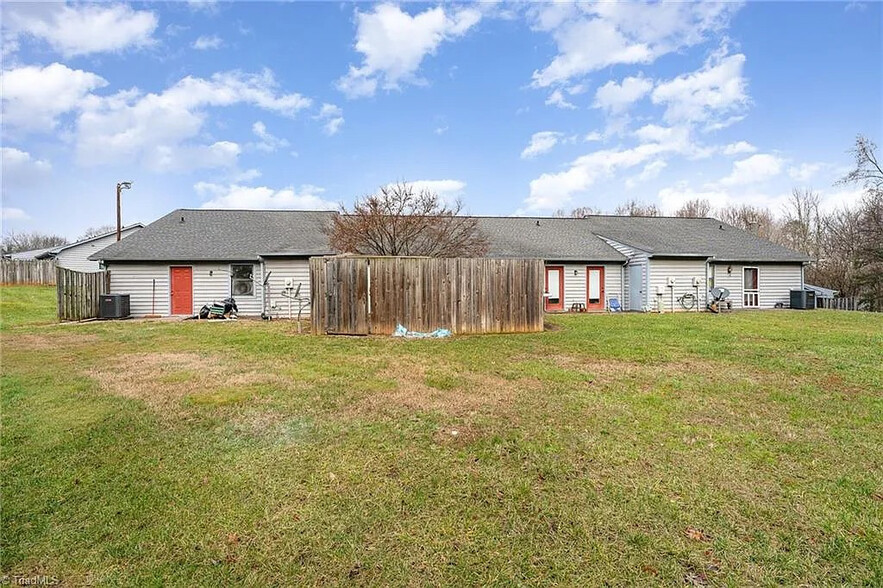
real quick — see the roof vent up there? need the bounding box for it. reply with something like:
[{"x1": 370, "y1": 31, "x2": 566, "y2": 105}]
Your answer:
[
  {"x1": 180, "y1": 216, "x2": 185, "y2": 223},
  {"x1": 536, "y1": 220, "x2": 541, "y2": 227},
  {"x1": 719, "y1": 224, "x2": 724, "y2": 230}
]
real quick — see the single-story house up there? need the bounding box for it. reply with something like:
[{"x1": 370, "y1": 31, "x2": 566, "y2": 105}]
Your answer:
[
  {"x1": 90, "y1": 209, "x2": 810, "y2": 317},
  {"x1": 3, "y1": 247, "x2": 55, "y2": 261},
  {"x1": 37, "y1": 224, "x2": 143, "y2": 271}
]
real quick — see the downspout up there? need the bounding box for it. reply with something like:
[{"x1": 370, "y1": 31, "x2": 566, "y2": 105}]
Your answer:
[{"x1": 705, "y1": 257, "x2": 714, "y2": 311}]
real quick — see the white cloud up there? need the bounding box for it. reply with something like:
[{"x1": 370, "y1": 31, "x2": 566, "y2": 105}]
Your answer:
[
  {"x1": 401, "y1": 179, "x2": 467, "y2": 205},
  {"x1": 1, "y1": 147, "x2": 52, "y2": 176},
  {"x1": 315, "y1": 103, "x2": 344, "y2": 135},
  {"x1": 193, "y1": 35, "x2": 223, "y2": 50},
  {"x1": 530, "y1": 2, "x2": 740, "y2": 88},
  {"x1": 251, "y1": 121, "x2": 290, "y2": 152},
  {"x1": 337, "y1": 3, "x2": 480, "y2": 98},
  {"x1": 722, "y1": 141, "x2": 757, "y2": 155},
  {"x1": 232, "y1": 168, "x2": 262, "y2": 183},
  {"x1": 788, "y1": 162, "x2": 823, "y2": 183},
  {"x1": 625, "y1": 159, "x2": 667, "y2": 189},
  {"x1": 1, "y1": 147, "x2": 52, "y2": 194},
  {"x1": 585, "y1": 131, "x2": 603, "y2": 142},
  {"x1": 657, "y1": 182, "x2": 728, "y2": 214},
  {"x1": 434, "y1": 125, "x2": 449, "y2": 135},
  {"x1": 75, "y1": 69, "x2": 311, "y2": 171},
  {"x1": 196, "y1": 182, "x2": 337, "y2": 210},
  {"x1": 545, "y1": 89, "x2": 577, "y2": 110},
  {"x1": 718, "y1": 154, "x2": 784, "y2": 186},
  {"x1": 651, "y1": 50, "x2": 749, "y2": 126},
  {"x1": 2, "y1": 3, "x2": 157, "y2": 57},
  {"x1": 525, "y1": 124, "x2": 695, "y2": 211},
  {"x1": 1, "y1": 63, "x2": 107, "y2": 132},
  {"x1": 593, "y1": 75, "x2": 653, "y2": 114},
  {"x1": 1, "y1": 207, "x2": 30, "y2": 221},
  {"x1": 521, "y1": 131, "x2": 563, "y2": 159}
]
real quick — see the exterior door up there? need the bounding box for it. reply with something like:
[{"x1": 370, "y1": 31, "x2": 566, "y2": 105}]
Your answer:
[
  {"x1": 586, "y1": 266, "x2": 605, "y2": 311},
  {"x1": 629, "y1": 264, "x2": 643, "y2": 311},
  {"x1": 170, "y1": 266, "x2": 193, "y2": 315},
  {"x1": 743, "y1": 267, "x2": 759, "y2": 308},
  {"x1": 544, "y1": 266, "x2": 564, "y2": 312}
]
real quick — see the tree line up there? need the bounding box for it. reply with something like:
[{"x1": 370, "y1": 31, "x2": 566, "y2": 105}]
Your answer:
[{"x1": 553, "y1": 136, "x2": 883, "y2": 311}]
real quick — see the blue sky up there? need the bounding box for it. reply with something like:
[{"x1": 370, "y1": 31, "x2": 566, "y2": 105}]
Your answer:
[{"x1": 2, "y1": 1, "x2": 880, "y2": 238}]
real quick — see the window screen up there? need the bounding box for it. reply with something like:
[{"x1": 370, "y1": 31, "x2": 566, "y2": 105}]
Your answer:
[{"x1": 231, "y1": 264, "x2": 254, "y2": 296}]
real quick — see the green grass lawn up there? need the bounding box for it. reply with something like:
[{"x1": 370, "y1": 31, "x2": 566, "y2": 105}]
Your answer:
[{"x1": 2, "y1": 286, "x2": 881, "y2": 586}]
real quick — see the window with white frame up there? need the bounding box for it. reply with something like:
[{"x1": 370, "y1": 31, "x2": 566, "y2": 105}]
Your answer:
[
  {"x1": 743, "y1": 267, "x2": 759, "y2": 307},
  {"x1": 231, "y1": 264, "x2": 255, "y2": 296}
]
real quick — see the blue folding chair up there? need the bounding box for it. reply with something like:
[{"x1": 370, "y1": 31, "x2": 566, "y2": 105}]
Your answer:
[{"x1": 608, "y1": 298, "x2": 623, "y2": 312}]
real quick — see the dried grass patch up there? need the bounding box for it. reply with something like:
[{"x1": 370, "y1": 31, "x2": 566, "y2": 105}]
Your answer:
[
  {"x1": 88, "y1": 352, "x2": 286, "y2": 412},
  {"x1": 350, "y1": 360, "x2": 536, "y2": 418},
  {"x1": 5, "y1": 332, "x2": 101, "y2": 351}
]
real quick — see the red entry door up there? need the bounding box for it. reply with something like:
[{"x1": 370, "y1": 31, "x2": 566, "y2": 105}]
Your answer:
[
  {"x1": 586, "y1": 266, "x2": 605, "y2": 311},
  {"x1": 544, "y1": 266, "x2": 564, "y2": 312},
  {"x1": 170, "y1": 266, "x2": 193, "y2": 315}
]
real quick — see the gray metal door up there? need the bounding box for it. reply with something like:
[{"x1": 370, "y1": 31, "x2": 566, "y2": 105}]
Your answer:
[{"x1": 629, "y1": 264, "x2": 643, "y2": 311}]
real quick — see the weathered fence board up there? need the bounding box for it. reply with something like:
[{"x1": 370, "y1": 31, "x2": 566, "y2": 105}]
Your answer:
[
  {"x1": 56, "y1": 267, "x2": 111, "y2": 321},
  {"x1": 1, "y1": 259, "x2": 56, "y2": 285},
  {"x1": 311, "y1": 256, "x2": 544, "y2": 335}
]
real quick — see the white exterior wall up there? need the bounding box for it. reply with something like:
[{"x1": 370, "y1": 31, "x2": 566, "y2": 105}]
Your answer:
[
  {"x1": 648, "y1": 258, "x2": 707, "y2": 312},
  {"x1": 108, "y1": 263, "x2": 170, "y2": 316},
  {"x1": 549, "y1": 262, "x2": 624, "y2": 311},
  {"x1": 108, "y1": 260, "x2": 267, "y2": 317},
  {"x1": 602, "y1": 238, "x2": 649, "y2": 311},
  {"x1": 263, "y1": 258, "x2": 312, "y2": 318},
  {"x1": 56, "y1": 228, "x2": 141, "y2": 272},
  {"x1": 711, "y1": 262, "x2": 803, "y2": 309}
]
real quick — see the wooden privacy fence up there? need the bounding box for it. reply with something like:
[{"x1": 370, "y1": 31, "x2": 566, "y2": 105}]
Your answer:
[
  {"x1": 56, "y1": 267, "x2": 111, "y2": 321},
  {"x1": 1, "y1": 259, "x2": 56, "y2": 285},
  {"x1": 311, "y1": 256, "x2": 545, "y2": 335}
]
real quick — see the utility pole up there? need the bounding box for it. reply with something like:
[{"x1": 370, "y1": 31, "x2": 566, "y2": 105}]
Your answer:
[{"x1": 116, "y1": 181, "x2": 132, "y2": 241}]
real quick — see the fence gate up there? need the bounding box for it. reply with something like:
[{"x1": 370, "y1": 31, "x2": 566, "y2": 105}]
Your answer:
[{"x1": 322, "y1": 257, "x2": 369, "y2": 334}]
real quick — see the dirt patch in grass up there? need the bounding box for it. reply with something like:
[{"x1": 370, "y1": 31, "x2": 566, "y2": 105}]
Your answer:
[
  {"x1": 89, "y1": 352, "x2": 286, "y2": 412},
  {"x1": 351, "y1": 361, "x2": 536, "y2": 418}
]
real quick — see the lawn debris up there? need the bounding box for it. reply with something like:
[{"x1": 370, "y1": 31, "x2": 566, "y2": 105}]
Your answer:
[{"x1": 685, "y1": 527, "x2": 710, "y2": 542}]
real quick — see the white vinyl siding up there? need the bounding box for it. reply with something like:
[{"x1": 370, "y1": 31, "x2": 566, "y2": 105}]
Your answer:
[
  {"x1": 108, "y1": 263, "x2": 169, "y2": 316},
  {"x1": 648, "y1": 259, "x2": 707, "y2": 312},
  {"x1": 55, "y1": 228, "x2": 141, "y2": 272},
  {"x1": 108, "y1": 261, "x2": 265, "y2": 317},
  {"x1": 711, "y1": 263, "x2": 803, "y2": 309},
  {"x1": 554, "y1": 262, "x2": 623, "y2": 311},
  {"x1": 263, "y1": 258, "x2": 312, "y2": 318},
  {"x1": 601, "y1": 237, "x2": 649, "y2": 311}
]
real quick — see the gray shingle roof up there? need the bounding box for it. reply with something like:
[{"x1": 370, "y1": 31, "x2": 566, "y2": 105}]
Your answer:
[
  {"x1": 90, "y1": 209, "x2": 809, "y2": 264},
  {"x1": 475, "y1": 217, "x2": 626, "y2": 262},
  {"x1": 90, "y1": 209, "x2": 336, "y2": 261},
  {"x1": 585, "y1": 216, "x2": 810, "y2": 262}
]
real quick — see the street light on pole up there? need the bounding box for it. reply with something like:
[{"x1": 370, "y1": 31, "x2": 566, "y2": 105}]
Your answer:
[{"x1": 116, "y1": 181, "x2": 133, "y2": 241}]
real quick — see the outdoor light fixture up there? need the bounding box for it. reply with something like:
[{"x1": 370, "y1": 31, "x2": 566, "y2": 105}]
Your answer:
[
  {"x1": 116, "y1": 181, "x2": 134, "y2": 241},
  {"x1": 727, "y1": 265, "x2": 733, "y2": 274}
]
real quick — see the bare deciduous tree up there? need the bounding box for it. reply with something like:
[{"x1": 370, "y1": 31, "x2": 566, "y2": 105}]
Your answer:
[
  {"x1": 613, "y1": 199, "x2": 660, "y2": 217},
  {"x1": 717, "y1": 204, "x2": 779, "y2": 241},
  {"x1": 553, "y1": 206, "x2": 601, "y2": 218},
  {"x1": 838, "y1": 134, "x2": 883, "y2": 195},
  {"x1": 1, "y1": 231, "x2": 67, "y2": 254},
  {"x1": 780, "y1": 188, "x2": 822, "y2": 265},
  {"x1": 78, "y1": 225, "x2": 116, "y2": 240},
  {"x1": 328, "y1": 182, "x2": 489, "y2": 257},
  {"x1": 674, "y1": 199, "x2": 713, "y2": 218}
]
